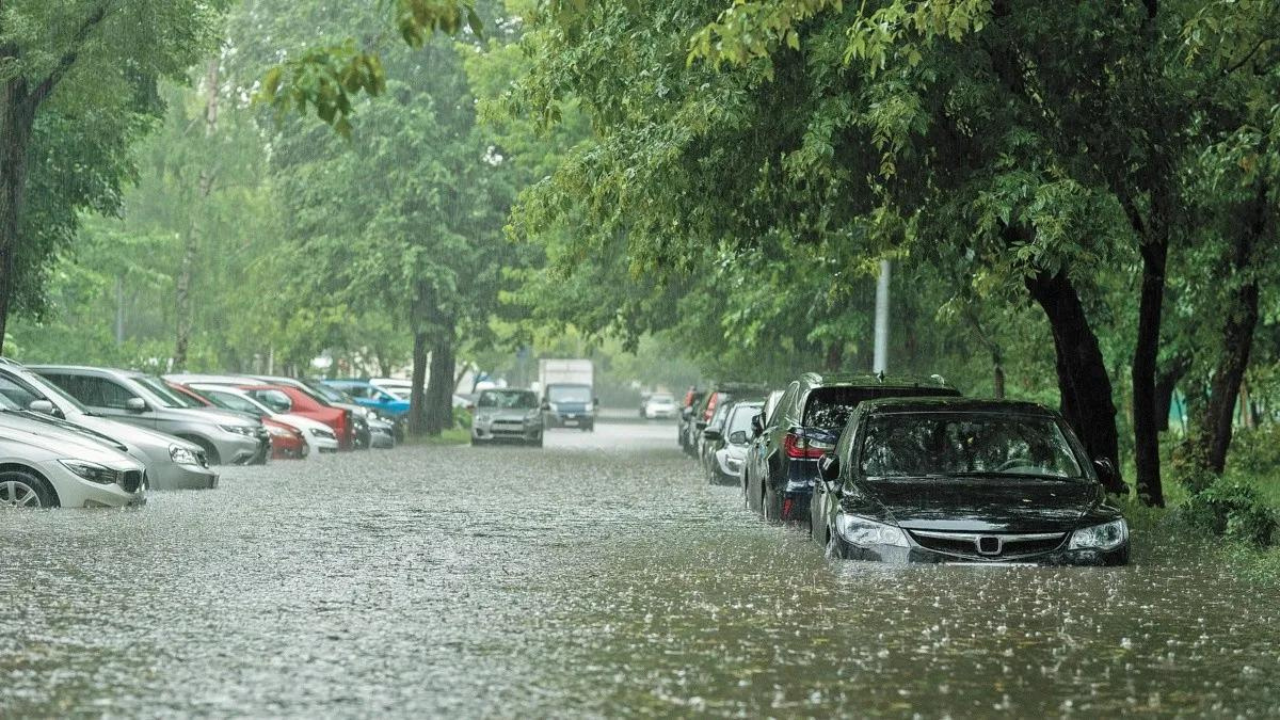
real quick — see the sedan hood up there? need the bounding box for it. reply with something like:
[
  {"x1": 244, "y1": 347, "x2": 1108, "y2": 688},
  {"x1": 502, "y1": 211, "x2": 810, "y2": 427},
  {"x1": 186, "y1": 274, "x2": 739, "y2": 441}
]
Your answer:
[
  {"x1": 863, "y1": 478, "x2": 1101, "y2": 533},
  {"x1": 0, "y1": 413, "x2": 138, "y2": 466},
  {"x1": 478, "y1": 408, "x2": 539, "y2": 421}
]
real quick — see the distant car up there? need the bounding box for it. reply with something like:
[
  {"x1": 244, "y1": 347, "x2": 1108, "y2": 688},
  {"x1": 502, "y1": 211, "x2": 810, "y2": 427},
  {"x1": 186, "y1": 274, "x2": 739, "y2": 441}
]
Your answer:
[
  {"x1": 686, "y1": 382, "x2": 766, "y2": 457},
  {"x1": 0, "y1": 407, "x2": 147, "y2": 508},
  {"x1": 810, "y1": 397, "x2": 1130, "y2": 566},
  {"x1": 677, "y1": 389, "x2": 705, "y2": 455},
  {"x1": 323, "y1": 379, "x2": 411, "y2": 420},
  {"x1": 471, "y1": 389, "x2": 543, "y2": 447},
  {"x1": 188, "y1": 384, "x2": 339, "y2": 455},
  {"x1": 238, "y1": 384, "x2": 355, "y2": 451},
  {"x1": 643, "y1": 393, "x2": 677, "y2": 419},
  {"x1": 702, "y1": 400, "x2": 763, "y2": 485},
  {"x1": 0, "y1": 359, "x2": 218, "y2": 491},
  {"x1": 33, "y1": 366, "x2": 269, "y2": 466},
  {"x1": 165, "y1": 382, "x2": 309, "y2": 460},
  {"x1": 745, "y1": 373, "x2": 960, "y2": 523}
]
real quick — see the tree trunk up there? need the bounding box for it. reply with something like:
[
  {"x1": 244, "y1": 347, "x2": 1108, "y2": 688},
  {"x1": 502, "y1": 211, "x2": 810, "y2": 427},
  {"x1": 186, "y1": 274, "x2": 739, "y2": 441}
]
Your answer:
[
  {"x1": 408, "y1": 330, "x2": 429, "y2": 436},
  {"x1": 1197, "y1": 186, "x2": 1266, "y2": 474},
  {"x1": 174, "y1": 59, "x2": 220, "y2": 370},
  {"x1": 0, "y1": 81, "x2": 37, "y2": 353},
  {"x1": 992, "y1": 362, "x2": 1006, "y2": 400},
  {"x1": 1154, "y1": 355, "x2": 1190, "y2": 433},
  {"x1": 424, "y1": 338, "x2": 455, "y2": 435},
  {"x1": 1025, "y1": 268, "x2": 1125, "y2": 494},
  {"x1": 1131, "y1": 239, "x2": 1169, "y2": 506}
]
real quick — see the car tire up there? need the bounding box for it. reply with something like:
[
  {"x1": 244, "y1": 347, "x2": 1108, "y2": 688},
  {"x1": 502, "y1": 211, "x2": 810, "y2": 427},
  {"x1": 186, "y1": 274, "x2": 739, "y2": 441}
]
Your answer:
[
  {"x1": 530, "y1": 434, "x2": 544, "y2": 449},
  {"x1": 0, "y1": 469, "x2": 57, "y2": 508},
  {"x1": 826, "y1": 530, "x2": 847, "y2": 560},
  {"x1": 762, "y1": 485, "x2": 782, "y2": 525},
  {"x1": 470, "y1": 437, "x2": 486, "y2": 447}
]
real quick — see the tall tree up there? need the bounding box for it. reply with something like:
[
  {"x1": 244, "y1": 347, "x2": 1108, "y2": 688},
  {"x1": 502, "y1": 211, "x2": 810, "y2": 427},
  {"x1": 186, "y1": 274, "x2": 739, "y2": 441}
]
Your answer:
[{"x1": 0, "y1": 0, "x2": 227, "y2": 351}]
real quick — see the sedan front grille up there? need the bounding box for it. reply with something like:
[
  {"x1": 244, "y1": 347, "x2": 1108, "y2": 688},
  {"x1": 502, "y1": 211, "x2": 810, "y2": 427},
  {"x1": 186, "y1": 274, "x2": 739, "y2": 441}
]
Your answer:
[{"x1": 908, "y1": 530, "x2": 1067, "y2": 560}]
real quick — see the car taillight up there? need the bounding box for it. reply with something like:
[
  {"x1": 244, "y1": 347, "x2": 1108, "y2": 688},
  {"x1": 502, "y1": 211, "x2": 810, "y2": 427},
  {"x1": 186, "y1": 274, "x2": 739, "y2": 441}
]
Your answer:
[
  {"x1": 783, "y1": 431, "x2": 830, "y2": 459},
  {"x1": 703, "y1": 394, "x2": 718, "y2": 421}
]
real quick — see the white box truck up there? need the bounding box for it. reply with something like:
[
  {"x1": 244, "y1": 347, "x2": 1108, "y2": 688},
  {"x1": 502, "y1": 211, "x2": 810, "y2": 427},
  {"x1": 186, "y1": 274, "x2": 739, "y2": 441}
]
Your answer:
[{"x1": 538, "y1": 359, "x2": 596, "y2": 431}]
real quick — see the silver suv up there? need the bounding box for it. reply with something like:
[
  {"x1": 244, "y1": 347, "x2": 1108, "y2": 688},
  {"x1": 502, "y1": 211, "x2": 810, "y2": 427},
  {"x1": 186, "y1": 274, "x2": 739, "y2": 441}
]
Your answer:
[{"x1": 31, "y1": 366, "x2": 269, "y2": 466}]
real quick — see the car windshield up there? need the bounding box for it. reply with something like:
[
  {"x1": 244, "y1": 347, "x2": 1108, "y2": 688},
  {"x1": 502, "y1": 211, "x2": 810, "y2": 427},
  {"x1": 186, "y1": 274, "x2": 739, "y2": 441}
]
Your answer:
[
  {"x1": 804, "y1": 386, "x2": 958, "y2": 431},
  {"x1": 649, "y1": 394, "x2": 673, "y2": 404},
  {"x1": 202, "y1": 389, "x2": 268, "y2": 416},
  {"x1": 859, "y1": 412, "x2": 1085, "y2": 481},
  {"x1": 547, "y1": 386, "x2": 591, "y2": 403},
  {"x1": 303, "y1": 382, "x2": 345, "y2": 405},
  {"x1": 134, "y1": 376, "x2": 198, "y2": 408},
  {"x1": 477, "y1": 390, "x2": 537, "y2": 409}
]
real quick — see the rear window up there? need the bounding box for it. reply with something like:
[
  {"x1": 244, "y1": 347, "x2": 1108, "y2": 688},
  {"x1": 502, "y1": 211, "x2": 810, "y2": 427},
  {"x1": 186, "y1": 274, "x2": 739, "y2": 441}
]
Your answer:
[{"x1": 803, "y1": 386, "x2": 960, "y2": 431}]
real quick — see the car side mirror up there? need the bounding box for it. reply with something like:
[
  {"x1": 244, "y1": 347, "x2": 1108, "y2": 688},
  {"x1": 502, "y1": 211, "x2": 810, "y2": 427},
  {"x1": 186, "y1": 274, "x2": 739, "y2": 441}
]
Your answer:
[
  {"x1": 125, "y1": 397, "x2": 147, "y2": 412},
  {"x1": 750, "y1": 413, "x2": 764, "y2": 437},
  {"x1": 594, "y1": 397, "x2": 601, "y2": 408},
  {"x1": 1093, "y1": 457, "x2": 1118, "y2": 486},
  {"x1": 818, "y1": 452, "x2": 841, "y2": 484},
  {"x1": 28, "y1": 399, "x2": 55, "y2": 415},
  {"x1": 728, "y1": 430, "x2": 748, "y2": 445},
  {"x1": 702, "y1": 428, "x2": 722, "y2": 441}
]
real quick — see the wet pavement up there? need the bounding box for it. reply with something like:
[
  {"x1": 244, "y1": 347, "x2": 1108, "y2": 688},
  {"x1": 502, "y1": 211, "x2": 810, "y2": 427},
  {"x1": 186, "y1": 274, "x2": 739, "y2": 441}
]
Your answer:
[{"x1": 3, "y1": 417, "x2": 1280, "y2": 717}]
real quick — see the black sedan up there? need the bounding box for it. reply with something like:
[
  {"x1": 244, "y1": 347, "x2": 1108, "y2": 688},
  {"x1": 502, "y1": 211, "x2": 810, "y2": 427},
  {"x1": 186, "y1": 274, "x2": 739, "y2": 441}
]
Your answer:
[{"x1": 810, "y1": 398, "x2": 1129, "y2": 565}]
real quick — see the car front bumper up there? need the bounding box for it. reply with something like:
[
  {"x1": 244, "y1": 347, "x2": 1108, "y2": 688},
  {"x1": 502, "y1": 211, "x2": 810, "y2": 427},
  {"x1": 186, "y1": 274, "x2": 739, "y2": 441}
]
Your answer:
[
  {"x1": 152, "y1": 462, "x2": 218, "y2": 491},
  {"x1": 831, "y1": 535, "x2": 1130, "y2": 566},
  {"x1": 211, "y1": 432, "x2": 269, "y2": 466},
  {"x1": 39, "y1": 460, "x2": 147, "y2": 509},
  {"x1": 473, "y1": 421, "x2": 542, "y2": 442}
]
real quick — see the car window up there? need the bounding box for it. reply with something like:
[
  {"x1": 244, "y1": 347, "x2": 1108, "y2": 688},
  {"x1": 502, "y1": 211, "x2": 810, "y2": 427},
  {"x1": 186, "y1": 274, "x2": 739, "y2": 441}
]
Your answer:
[
  {"x1": 67, "y1": 376, "x2": 140, "y2": 410},
  {"x1": 773, "y1": 382, "x2": 800, "y2": 427},
  {"x1": 0, "y1": 374, "x2": 43, "y2": 409},
  {"x1": 726, "y1": 404, "x2": 761, "y2": 436},
  {"x1": 803, "y1": 386, "x2": 960, "y2": 432},
  {"x1": 248, "y1": 389, "x2": 293, "y2": 413},
  {"x1": 208, "y1": 390, "x2": 263, "y2": 415},
  {"x1": 708, "y1": 396, "x2": 734, "y2": 429},
  {"x1": 547, "y1": 386, "x2": 591, "y2": 403},
  {"x1": 859, "y1": 412, "x2": 1084, "y2": 480},
  {"x1": 478, "y1": 390, "x2": 537, "y2": 409},
  {"x1": 132, "y1": 376, "x2": 192, "y2": 408}
]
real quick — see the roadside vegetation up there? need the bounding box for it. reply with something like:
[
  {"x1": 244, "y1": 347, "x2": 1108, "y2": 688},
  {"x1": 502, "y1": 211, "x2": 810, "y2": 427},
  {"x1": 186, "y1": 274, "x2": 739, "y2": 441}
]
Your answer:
[{"x1": 1, "y1": 2, "x2": 1278, "y2": 566}]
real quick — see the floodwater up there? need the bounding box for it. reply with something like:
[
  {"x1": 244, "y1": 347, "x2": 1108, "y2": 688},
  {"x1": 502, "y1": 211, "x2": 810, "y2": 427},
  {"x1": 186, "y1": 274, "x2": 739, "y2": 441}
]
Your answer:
[{"x1": 2, "y1": 417, "x2": 1279, "y2": 718}]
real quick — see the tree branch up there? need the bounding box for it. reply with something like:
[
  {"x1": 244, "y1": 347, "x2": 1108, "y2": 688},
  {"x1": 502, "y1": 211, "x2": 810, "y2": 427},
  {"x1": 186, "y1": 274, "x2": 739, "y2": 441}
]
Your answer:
[
  {"x1": 1223, "y1": 37, "x2": 1267, "y2": 76},
  {"x1": 28, "y1": 1, "x2": 114, "y2": 107}
]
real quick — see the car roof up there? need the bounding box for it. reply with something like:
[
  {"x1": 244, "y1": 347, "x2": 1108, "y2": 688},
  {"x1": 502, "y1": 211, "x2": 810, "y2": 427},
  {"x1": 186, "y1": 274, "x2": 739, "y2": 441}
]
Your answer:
[
  {"x1": 799, "y1": 371, "x2": 956, "y2": 390},
  {"x1": 859, "y1": 397, "x2": 1056, "y2": 416}
]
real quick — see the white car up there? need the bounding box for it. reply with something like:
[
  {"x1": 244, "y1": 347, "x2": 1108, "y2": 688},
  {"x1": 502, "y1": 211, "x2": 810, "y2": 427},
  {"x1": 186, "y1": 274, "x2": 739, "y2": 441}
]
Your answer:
[
  {"x1": 188, "y1": 384, "x2": 340, "y2": 454},
  {"x1": 643, "y1": 393, "x2": 678, "y2": 419},
  {"x1": 0, "y1": 411, "x2": 147, "y2": 508}
]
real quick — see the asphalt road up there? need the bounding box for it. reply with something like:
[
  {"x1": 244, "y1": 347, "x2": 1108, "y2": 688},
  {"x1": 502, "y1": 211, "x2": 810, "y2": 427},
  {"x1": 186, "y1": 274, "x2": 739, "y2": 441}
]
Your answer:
[{"x1": 2, "y1": 416, "x2": 1279, "y2": 717}]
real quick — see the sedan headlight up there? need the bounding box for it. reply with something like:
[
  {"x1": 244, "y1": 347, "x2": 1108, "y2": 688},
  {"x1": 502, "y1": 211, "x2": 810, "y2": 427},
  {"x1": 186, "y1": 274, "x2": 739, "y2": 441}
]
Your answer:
[
  {"x1": 266, "y1": 425, "x2": 293, "y2": 438},
  {"x1": 835, "y1": 513, "x2": 909, "y2": 547},
  {"x1": 169, "y1": 445, "x2": 200, "y2": 466},
  {"x1": 60, "y1": 460, "x2": 120, "y2": 485},
  {"x1": 220, "y1": 424, "x2": 256, "y2": 437},
  {"x1": 310, "y1": 427, "x2": 336, "y2": 439},
  {"x1": 367, "y1": 411, "x2": 381, "y2": 422},
  {"x1": 1068, "y1": 519, "x2": 1129, "y2": 551}
]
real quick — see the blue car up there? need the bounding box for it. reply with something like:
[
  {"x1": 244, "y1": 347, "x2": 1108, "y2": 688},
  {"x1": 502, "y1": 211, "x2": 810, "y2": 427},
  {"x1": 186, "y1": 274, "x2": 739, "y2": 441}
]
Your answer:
[{"x1": 322, "y1": 380, "x2": 411, "y2": 419}]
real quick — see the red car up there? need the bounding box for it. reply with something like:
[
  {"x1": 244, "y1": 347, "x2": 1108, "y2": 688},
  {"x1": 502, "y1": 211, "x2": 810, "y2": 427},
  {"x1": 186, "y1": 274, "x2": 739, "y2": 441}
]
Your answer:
[
  {"x1": 167, "y1": 382, "x2": 310, "y2": 460},
  {"x1": 237, "y1": 384, "x2": 354, "y2": 450}
]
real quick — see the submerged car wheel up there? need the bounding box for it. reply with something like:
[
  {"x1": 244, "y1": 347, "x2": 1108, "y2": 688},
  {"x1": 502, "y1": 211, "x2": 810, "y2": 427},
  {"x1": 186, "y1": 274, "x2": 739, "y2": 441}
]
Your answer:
[
  {"x1": 762, "y1": 486, "x2": 782, "y2": 524},
  {"x1": 0, "y1": 471, "x2": 56, "y2": 508},
  {"x1": 530, "y1": 434, "x2": 544, "y2": 449}
]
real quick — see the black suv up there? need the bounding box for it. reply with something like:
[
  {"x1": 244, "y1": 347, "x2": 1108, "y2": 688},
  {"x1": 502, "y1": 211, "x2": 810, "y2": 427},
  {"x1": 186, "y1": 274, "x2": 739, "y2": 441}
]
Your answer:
[
  {"x1": 677, "y1": 388, "x2": 706, "y2": 456},
  {"x1": 743, "y1": 373, "x2": 960, "y2": 523}
]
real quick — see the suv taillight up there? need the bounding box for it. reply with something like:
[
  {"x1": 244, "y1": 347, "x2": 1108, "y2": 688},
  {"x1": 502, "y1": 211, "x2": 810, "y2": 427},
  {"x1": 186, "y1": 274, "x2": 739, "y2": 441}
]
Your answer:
[
  {"x1": 703, "y1": 393, "x2": 719, "y2": 421},
  {"x1": 783, "y1": 431, "x2": 832, "y2": 459}
]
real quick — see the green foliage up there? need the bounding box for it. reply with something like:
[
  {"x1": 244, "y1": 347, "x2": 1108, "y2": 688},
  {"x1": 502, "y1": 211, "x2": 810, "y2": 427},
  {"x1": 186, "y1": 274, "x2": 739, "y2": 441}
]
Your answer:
[{"x1": 1181, "y1": 479, "x2": 1278, "y2": 548}]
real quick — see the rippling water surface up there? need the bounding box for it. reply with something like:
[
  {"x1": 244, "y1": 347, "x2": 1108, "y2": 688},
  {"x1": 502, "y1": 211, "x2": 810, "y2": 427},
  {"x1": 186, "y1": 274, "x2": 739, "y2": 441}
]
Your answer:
[{"x1": 2, "y1": 418, "x2": 1278, "y2": 717}]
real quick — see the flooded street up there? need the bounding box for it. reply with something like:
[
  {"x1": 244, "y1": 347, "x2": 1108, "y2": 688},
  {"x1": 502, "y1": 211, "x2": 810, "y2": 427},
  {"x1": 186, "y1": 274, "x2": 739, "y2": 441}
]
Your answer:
[{"x1": 3, "y1": 417, "x2": 1279, "y2": 718}]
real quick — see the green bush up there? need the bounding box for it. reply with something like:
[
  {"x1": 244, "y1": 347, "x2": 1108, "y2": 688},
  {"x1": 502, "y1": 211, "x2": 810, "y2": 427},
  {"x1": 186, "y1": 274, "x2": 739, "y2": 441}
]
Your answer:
[
  {"x1": 453, "y1": 405, "x2": 472, "y2": 430},
  {"x1": 1169, "y1": 440, "x2": 1217, "y2": 495},
  {"x1": 1226, "y1": 425, "x2": 1280, "y2": 475},
  {"x1": 1180, "y1": 479, "x2": 1278, "y2": 548}
]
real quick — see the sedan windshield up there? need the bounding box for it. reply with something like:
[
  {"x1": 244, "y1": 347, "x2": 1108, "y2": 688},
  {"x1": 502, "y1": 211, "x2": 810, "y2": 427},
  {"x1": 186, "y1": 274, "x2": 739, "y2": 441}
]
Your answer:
[
  {"x1": 860, "y1": 412, "x2": 1084, "y2": 480},
  {"x1": 478, "y1": 390, "x2": 538, "y2": 409},
  {"x1": 134, "y1": 376, "x2": 198, "y2": 408}
]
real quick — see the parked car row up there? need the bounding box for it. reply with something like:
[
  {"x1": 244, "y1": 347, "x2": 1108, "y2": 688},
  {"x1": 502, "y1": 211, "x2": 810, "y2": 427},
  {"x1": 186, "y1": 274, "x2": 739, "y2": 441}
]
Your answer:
[
  {"x1": 680, "y1": 371, "x2": 1131, "y2": 566},
  {"x1": 0, "y1": 360, "x2": 418, "y2": 509}
]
